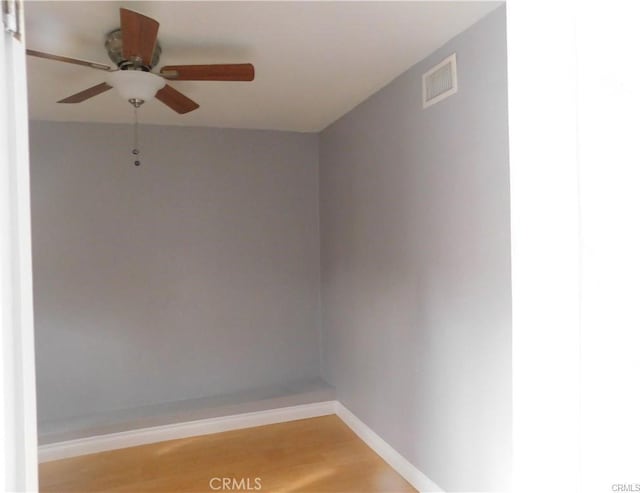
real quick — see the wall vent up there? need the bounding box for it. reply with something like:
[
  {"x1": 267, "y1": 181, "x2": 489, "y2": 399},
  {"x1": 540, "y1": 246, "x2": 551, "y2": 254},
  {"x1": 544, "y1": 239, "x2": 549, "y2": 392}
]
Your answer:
[{"x1": 422, "y1": 53, "x2": 457, "y2": 109}]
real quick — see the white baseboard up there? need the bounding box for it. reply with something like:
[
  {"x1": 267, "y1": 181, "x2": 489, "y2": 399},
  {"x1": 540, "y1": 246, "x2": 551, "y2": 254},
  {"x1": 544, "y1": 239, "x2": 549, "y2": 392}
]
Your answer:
[
  {"x1": 334, "y1": 402, "x2": 444, "y2": 493},
  {"x1": 38, "y1": 400, "x2": 335, "y2": 462},
  {"x1": 39, "y1": 400, "x2": 443, "y2": 493}
]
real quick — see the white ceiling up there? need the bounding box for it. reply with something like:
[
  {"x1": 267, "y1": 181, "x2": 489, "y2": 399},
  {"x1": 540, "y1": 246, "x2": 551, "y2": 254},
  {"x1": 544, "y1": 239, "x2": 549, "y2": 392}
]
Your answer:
[{"x1": 25, "y1": 1, "x2": 501, "y2": 132}]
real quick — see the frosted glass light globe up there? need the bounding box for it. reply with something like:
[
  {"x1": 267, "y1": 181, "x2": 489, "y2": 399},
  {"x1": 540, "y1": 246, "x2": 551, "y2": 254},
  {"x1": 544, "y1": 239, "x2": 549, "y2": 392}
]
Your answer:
[{"x1": 107, "y1": 70, "x2": 165, "y2": 102}]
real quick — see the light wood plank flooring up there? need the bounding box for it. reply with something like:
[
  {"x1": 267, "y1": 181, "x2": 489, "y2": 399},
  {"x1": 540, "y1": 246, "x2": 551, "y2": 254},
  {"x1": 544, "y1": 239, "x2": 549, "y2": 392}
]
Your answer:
[{"x1": 39, "y1": 415, "x2": 416, "y2": 493}]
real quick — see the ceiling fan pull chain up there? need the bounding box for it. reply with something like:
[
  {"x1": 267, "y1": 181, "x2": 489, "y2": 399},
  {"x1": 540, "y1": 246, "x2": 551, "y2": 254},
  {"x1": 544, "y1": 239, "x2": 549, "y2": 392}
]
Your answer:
[{"x1": 132, "y1": 105, "x2": 141, "y2": 166}]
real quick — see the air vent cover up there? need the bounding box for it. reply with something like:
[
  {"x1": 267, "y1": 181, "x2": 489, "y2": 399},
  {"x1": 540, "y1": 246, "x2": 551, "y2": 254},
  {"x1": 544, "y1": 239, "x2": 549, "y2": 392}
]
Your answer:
[{"x1": 422, "y1": 53, "x2": 457, "y2": 109}]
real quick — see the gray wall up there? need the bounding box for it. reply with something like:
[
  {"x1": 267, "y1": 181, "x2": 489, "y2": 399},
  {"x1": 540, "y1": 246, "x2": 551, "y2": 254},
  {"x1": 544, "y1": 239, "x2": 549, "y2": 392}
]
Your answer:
[
  {"x1": 30, "y1": 121, "x2": 321, "y2": 423},
  {"x1": 319, "y1": 6, "x2": 511, "y2": 492}
]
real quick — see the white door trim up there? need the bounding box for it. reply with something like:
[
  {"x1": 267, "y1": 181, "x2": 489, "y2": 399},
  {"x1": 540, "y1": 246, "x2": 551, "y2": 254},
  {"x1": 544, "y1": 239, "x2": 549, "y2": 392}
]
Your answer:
[{"x1": 0, "y1": 0, "x2": 39, "y2": 490}]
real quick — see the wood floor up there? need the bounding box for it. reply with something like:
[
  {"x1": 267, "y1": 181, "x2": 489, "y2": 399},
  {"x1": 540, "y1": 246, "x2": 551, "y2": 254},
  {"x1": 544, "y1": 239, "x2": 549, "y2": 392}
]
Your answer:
[{"x1": 39, "y1": 415, "x2": 416, "y2": 493}]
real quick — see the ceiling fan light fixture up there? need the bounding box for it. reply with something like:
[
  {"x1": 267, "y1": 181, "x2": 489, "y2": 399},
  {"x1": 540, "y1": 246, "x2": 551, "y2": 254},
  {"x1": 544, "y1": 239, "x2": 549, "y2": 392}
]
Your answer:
[{"x1": 107, "y1": 70, "x2": 166, "y2": 104}]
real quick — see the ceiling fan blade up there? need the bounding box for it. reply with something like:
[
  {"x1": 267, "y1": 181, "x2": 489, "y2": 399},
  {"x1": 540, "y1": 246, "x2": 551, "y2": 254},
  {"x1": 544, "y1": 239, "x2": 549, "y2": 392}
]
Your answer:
[
  {"x1": 160, "y1": 64, "x2": 255, "y2": 81},
  {"x1": 26, "y1": 49, "x2": 111, "y2": 71},
  {"x1": 120, "y1": 8, "x2": 160, "y2": 66},
  {"x1": 57, "y1": 82, "x2": 112, "y2": 104},
  {"x1": 155, "y1": 84, "x2": 199, "y2": 114}
]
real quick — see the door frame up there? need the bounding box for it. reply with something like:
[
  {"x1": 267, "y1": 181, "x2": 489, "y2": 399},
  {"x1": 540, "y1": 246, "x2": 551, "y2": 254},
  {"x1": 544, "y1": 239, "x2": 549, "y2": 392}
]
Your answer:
[{"x1": 0, "y1": 0, "x2": 39, "y2": 490}]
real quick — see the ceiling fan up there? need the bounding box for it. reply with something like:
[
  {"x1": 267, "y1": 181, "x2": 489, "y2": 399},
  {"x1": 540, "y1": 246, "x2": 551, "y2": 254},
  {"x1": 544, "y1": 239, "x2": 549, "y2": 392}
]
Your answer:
[{"x1": 27, "y1": 7, "x2": 255, "y2": 115}]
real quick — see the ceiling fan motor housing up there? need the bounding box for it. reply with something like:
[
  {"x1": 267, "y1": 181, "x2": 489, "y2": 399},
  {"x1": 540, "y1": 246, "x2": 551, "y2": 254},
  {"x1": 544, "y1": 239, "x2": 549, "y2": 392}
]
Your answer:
[{"x1": 105, "y1": 29, "x2": 162, "y2": 71}]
